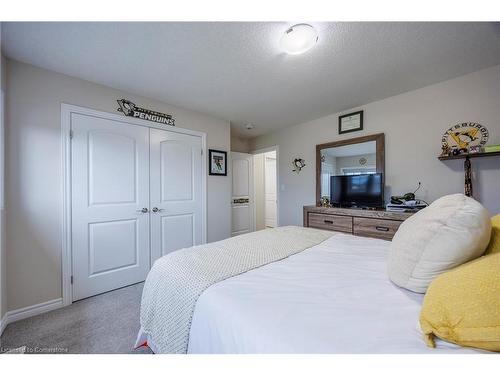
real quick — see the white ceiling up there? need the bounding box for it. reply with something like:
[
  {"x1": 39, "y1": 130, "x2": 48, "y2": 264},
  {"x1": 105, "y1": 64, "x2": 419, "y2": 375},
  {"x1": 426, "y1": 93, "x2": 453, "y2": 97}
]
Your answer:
[{"x1": 3, "y1": 22, "x2": 500, "y2": 138}]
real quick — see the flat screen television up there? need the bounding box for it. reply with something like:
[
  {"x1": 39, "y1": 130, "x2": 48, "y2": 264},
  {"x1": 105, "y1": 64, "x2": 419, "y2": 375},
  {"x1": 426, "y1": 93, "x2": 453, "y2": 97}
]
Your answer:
[{"x1": 330, "y1": 173, "x2": 384, "y2": 208}]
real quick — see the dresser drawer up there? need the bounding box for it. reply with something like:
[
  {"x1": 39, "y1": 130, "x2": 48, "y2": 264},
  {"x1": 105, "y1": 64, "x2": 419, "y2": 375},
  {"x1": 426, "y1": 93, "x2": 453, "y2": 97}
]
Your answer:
[
  {"x1": 353, "y1": 217, "x2": 402, "y2": 240},
  {"x1": 308, "y1": 213, "x2": 353, "y2": 233}
]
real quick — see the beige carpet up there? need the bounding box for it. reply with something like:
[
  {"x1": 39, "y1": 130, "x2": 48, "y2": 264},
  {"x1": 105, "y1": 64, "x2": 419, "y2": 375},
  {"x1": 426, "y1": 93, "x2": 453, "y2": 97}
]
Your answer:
[{"x1": 0, "y1": 282, "x2": 152, "y2": 354}]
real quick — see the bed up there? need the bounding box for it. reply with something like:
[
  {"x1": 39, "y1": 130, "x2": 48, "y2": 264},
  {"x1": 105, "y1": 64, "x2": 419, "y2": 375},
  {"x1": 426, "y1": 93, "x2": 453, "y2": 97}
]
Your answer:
[{"x1": 137, "y1": 228, "x2": 476, "y2": 354}]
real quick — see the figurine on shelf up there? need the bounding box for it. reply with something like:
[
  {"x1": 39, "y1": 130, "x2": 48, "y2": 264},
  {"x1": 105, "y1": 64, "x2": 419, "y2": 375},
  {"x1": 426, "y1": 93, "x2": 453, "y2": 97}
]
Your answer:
[
  {"x1": 440, "y1": 143, "x2": 451, "y2": 157},
  {"x1": 468, "y1": 145, "x2": 483, "y2": 154}
]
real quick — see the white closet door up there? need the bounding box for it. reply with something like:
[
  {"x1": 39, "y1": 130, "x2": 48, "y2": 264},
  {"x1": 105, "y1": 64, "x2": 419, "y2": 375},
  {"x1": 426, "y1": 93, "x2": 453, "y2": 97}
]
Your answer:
[
  {"x1": 150, "y1": 128, "x2": 203, "y2": 263},
  {"x1": 71, "y1": 114, "x2": 150, "y2": 301},
  {"x1": 231, "y1": 152, "x2": 254, "y2": 236}
]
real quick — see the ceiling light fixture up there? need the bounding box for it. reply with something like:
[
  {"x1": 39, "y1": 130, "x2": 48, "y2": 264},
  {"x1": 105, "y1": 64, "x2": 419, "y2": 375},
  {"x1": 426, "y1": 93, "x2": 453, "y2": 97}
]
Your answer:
[
  {"x1": 280, "y1": 24, "x2": 318, "y2": 55},
  {"x1": 245, "y1": 123, "x2": 254, "y2": 130}
]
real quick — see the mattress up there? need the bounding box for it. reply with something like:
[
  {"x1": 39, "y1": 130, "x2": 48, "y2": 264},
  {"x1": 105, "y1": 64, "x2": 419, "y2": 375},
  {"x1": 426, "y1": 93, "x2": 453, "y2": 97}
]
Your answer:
[{"x1": 187, "y1": 233, "x2": 476, "y2": 353}]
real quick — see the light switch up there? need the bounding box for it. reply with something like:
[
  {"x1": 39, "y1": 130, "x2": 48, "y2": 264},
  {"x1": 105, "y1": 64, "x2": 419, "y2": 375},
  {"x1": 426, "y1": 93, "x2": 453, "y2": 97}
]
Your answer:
[{"x1": 280, "y1": 184, "x2": 285, "y2": 192}]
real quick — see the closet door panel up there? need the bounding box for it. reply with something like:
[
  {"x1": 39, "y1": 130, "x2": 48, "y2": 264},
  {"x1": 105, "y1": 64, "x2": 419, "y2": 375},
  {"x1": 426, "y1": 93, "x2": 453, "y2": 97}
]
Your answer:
[
  {"x1": 150, "y1": 128, "x2": 203, "y2": 262},
  {"x1": 160, "y1": 140, "x2": 193, "y2": 202},
  {"x1": 71, "y1": 114, "x2": 150, "y2": 301},
  {"x1": 161, "y1": 214, "x2": 194, "y2": 256},
  {"x1": 88, "y1": 131, "x2": 137, "y2": 205}
]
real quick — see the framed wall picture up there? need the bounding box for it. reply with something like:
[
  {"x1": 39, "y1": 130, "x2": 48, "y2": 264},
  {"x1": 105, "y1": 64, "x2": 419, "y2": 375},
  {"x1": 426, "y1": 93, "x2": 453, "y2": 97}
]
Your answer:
[
  {"x1": 208, "y1": 149, "x2": 227, "y2": 176},
  {"x1": 339, "y1": 110, "x2": 363, "y2": 134}
]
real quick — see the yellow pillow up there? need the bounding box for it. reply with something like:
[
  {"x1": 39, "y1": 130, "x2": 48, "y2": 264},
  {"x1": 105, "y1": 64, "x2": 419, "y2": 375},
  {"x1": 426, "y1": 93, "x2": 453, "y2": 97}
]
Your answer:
[
  {"x1": 419, "y1": 252, "x2": 500, "y2": 352},
  {"x1": 485, "y1": 214, "x2": 500, "y2": 254}
]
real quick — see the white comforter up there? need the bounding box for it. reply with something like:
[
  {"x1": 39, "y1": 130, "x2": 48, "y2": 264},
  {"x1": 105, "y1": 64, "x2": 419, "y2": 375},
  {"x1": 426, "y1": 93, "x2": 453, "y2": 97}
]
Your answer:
[
  {"x1": 188, "y1": 233, "x2": 475, "y2": 353},
  {"x1": 139, "y1": 226, "x2": 332, "y2": 353}
]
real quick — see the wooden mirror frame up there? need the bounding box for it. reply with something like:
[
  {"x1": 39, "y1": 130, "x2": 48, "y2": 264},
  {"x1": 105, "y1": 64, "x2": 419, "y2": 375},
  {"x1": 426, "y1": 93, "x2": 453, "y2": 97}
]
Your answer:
[{"x1": 315, "y1": 133, "x2": 385, "y2": 205}]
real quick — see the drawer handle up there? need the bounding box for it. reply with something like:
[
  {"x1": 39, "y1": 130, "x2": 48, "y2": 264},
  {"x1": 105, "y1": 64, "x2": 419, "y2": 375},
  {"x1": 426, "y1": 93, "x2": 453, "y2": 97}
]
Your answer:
[
  {"x1": 324, "y1": 220, "x2": 334, "y2": 224},
  {"x1": 376, "y1": 226, "x2": 390, "y2": 232}
]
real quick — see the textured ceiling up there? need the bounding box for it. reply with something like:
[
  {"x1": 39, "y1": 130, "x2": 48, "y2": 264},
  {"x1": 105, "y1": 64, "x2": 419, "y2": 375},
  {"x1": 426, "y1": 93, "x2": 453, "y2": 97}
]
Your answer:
[{"x1": 3, "y1": 22, "x2": 500, "y2": 138}]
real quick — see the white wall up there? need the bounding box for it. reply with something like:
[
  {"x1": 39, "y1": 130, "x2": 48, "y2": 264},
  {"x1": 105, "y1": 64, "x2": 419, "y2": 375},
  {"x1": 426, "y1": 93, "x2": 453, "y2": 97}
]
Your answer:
[
  {"x1": 0, "y1": 24, "x2": 6, "y2": 322},
  {"x1": 5, "y1": 59, "x2": 232, "y2": 311},
  {"x1": 250, "y1": 65, "x2": 500, "y2": 226}
]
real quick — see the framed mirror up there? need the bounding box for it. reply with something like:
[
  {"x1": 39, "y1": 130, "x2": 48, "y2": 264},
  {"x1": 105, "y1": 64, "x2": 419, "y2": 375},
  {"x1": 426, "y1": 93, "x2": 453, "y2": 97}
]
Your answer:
[{"x1": 316, "y1": 133, "x2": 385, "y2": 205}]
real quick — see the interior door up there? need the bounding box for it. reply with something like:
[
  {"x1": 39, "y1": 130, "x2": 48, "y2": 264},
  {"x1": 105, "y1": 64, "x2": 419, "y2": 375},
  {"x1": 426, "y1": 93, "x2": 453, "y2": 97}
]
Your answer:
[
  {"x1": 231, "y1": 152, "x2": 254, "y2": 236},
  {"x1": 150, "y1": 128, "x2": 203, "y2": 263},
  {"x1": 71, "y1": 114, "x2": 150, "y2": 301},
  {"x1": 264, "y1": 155, "x2": 277, "y2": 227}
]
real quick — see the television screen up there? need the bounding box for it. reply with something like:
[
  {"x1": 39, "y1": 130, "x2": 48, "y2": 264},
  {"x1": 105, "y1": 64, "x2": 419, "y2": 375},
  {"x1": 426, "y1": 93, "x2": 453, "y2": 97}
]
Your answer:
[{"x1": 330, "y1": 173, "x2": 384, "y2": 208}]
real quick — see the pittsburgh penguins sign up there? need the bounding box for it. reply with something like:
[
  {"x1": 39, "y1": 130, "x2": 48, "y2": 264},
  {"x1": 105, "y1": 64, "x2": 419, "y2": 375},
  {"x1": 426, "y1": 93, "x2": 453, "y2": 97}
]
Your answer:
[
  {"x1": 117, "y1": 99, "x2": 175, "y2": 126},
  {"x1": 441, "y1": 122, "x2": 488, "y2": 151}
]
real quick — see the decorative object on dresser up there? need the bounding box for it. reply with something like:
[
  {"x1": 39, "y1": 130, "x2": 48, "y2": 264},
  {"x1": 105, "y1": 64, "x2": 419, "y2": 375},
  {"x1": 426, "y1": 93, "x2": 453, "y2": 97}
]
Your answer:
[
  {"x1": 303, "y1": 206, "x2": 413, "y2": 241},
  {"x1": 338, "y1": 110, "x2": 363, "y2": 134},
  {"x1": 320, "y1": 196, "x2": 331, "y2": 207}
]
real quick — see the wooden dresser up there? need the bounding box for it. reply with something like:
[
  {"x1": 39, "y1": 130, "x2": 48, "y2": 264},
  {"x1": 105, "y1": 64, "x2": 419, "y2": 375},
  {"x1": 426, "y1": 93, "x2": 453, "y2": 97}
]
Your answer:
[{"x1": 303, "y1": 205, "x2": 413, "y2": 241}]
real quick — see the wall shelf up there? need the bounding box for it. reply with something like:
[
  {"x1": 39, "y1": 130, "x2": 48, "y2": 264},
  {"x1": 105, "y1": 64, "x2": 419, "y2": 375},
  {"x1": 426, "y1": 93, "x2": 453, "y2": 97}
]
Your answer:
[
  {"x1": 438, "y1": 149, "x2": 500, "y2": 198},
  {"x1": 438, "y1": 150, "x2": 500, "y2": 161}
]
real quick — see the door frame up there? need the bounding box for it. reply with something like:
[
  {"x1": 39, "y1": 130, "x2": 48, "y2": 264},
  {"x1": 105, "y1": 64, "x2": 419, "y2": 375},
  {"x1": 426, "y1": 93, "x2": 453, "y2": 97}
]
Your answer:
[
  {"x1": 251, "y1": 145, "x2": 280, "y2": 230},
  {"x1": 61, "y1": 103, "x2": 207, "y2": 306}
]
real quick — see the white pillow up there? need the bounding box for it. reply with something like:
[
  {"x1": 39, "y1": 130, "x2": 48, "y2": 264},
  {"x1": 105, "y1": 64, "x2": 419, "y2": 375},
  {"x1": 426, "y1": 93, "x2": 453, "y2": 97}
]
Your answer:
[{"x1": 388, "y1": 193, "x2": 491, "y2": 293}]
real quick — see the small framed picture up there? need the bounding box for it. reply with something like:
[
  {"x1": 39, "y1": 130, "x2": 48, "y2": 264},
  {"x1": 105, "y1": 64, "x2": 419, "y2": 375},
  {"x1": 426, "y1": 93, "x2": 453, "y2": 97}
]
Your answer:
[
  {"x1": 208, "y1": 149, "x2": 227, "y2": 176},
  {"x1": 339, "y1": 110, "x2": 363, "y2": 134}
]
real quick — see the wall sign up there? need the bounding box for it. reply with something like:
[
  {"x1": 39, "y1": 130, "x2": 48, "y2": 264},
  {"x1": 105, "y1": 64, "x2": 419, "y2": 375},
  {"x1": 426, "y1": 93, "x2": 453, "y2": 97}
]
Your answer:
[
  {"x1": 339, "y1": 110, "x2": 363, "y2": 134},
  {"x1": 117, "y1": 99, "x2": 175, "y2": 126},
  {"x1": 292, "y1": 158, "x2": 306, "y2": 173},
  {"x1": 441, "y1": 122, "x2": 489, "y2": 154}
]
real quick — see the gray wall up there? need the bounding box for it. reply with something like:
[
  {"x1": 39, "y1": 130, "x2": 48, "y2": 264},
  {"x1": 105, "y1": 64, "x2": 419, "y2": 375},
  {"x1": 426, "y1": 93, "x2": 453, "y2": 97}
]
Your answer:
[
  {"x1": 250, "y1": 64, "x2": 500, "y2": 226},
  {"x1": 230, "y1": 132, "x2": 250, "y2": 153},
  {"x1": 5, "y1": 59, "x2": 232, "y2": 311},
  {"x1": 0, "y1": 25, "x2": 6, "y2": 320}
]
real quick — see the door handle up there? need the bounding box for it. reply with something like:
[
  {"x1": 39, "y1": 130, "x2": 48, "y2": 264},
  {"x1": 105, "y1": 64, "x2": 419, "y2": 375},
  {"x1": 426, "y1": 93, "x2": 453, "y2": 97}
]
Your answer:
[
  {"x1": 136, "y1": 208, "x2": 149, "y2": 213},
  {"x1": 375, "y1": 226, "x2": 390, "y2": 232},
  {"x1": 151, "y1": 207, "x2": 164, "y2": 213},
  {"x1": 233, "y1": 198, "x2": 250, "y2": 204}
]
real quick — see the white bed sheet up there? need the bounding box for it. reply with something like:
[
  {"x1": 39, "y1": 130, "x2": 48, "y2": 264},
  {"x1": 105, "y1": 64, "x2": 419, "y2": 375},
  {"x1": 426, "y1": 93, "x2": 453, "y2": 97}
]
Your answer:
[{"x1": 187, "y1": 233, "x2": 476, "y2": 354}]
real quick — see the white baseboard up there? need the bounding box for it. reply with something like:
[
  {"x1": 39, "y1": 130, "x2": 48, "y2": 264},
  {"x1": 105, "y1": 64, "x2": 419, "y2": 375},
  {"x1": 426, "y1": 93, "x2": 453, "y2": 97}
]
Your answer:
[{"x1": 0, "y1": 298, "x2": 63, "y2": 335}]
